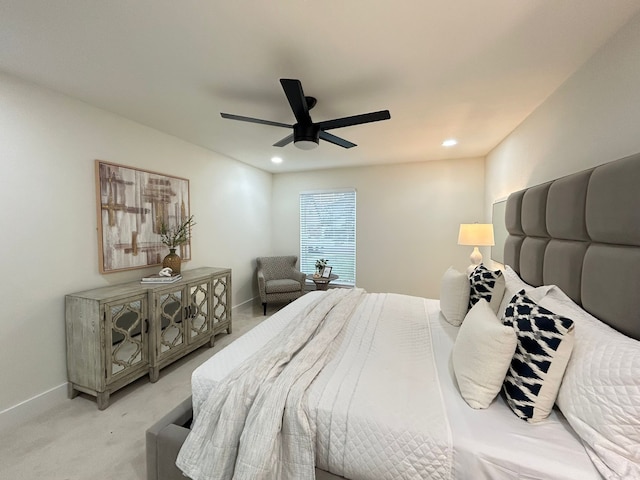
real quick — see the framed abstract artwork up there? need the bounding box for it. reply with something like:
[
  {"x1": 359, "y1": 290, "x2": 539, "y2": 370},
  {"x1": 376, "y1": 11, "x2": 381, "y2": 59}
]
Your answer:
[{"x1": 95, "y1": 160, "x2": 191, "y2": 273}]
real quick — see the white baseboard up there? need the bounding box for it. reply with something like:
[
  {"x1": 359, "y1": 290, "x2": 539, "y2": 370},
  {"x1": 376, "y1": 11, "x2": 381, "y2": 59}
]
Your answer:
[
  {"x1": 0, "y1": 383, "x2": 68, "y2": 432},
  {"x1": 0, "y1": 299, "x2": 258, "y2": 433},
  {"x1": 232, "y1": 296, "x2": 257, "y2": 309}
]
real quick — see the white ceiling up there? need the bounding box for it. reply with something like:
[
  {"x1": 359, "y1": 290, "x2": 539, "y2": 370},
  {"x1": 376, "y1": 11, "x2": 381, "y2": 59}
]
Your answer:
[{"x1": 1, "y1": 1, "x2": 639, "y2": 173}]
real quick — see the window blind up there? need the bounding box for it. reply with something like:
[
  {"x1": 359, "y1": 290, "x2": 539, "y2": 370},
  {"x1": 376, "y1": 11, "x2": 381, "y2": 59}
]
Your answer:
[{"x1": 300, "y1": 189, "x2": 356, "y2": 286}]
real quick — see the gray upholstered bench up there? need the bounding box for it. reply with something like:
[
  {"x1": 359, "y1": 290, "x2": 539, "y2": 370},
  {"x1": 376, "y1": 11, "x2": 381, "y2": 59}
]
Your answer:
[
  {"x1": 146, "y1": 397, "x2": 193, "y2": 480},
  {"x1": 146, "y1": 396, "x2": 343, "y2": 480}
]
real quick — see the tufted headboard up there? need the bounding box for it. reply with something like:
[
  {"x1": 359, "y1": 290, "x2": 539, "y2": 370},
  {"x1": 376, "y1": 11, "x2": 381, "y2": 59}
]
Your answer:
[{"x1": 504, "y1": 152, "x2": 640, "y2": 341}]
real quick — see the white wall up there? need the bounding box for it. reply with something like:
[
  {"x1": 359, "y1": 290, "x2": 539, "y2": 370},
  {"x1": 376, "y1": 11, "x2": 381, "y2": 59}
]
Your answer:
[
  {"x1": 0, "y1": 72, "x2": 271, "y2": 415},
  {"x1": 272, "y1": 157, "x2": 485, "y2": 298},
  {"x1": 486, "y1": 12, "x2": 640, "y2": 210}
]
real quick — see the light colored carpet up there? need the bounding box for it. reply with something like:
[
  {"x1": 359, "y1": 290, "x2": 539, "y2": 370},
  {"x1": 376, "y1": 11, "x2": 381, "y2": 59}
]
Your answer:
[{"x1": 0, "y1": 299, "x2": 278, "y2": 480}]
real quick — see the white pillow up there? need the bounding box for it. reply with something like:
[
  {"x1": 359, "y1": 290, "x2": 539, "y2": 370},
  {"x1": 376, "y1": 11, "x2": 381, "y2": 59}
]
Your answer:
[
  {"x1": 468, "y1": 264, "x2": 505, "y2": 314},
  {"x1": 538, "y1": 288, "x2": 640, "y2": 479},
  {"x1": 504, "y1": 265, "x2": 531, "y2": 290},
  {"x1": 497, "y1": 265, "x2": 554, "y2": 320},
  {"x1": 502, "y1": 289, "x2": 575, "y2": 423},
  {"x1": 452, "y1": 299, "x2": 517, "y2": 409},
  {"x1": 498, "y1": 265, "x2": 531, "y2": 318},
  {"x1": 440, "y1": 267, "x2": 470, "y2": 326}
]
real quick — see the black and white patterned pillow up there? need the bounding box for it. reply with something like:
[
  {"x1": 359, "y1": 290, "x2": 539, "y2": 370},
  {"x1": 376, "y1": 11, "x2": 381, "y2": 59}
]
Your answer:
[
  {"x1": 502, "y1": 290, "x2": 575, "y2": 423},
  {"x1": 468, "y1": 264, "x2": 505, "y2": 313}
]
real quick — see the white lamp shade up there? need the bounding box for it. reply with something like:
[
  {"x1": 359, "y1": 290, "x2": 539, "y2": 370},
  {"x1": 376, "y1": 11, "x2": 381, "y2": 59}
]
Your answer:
[{"x1": 458, "y1": 224, "x2": 495, "y2": 246}]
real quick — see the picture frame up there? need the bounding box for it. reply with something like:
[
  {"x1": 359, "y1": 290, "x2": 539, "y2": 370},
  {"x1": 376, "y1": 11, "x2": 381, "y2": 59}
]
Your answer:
[
  {"x1": 321, "y1": 266, "x2": 332, "y2": 278},
  {"x1": 95, "y1": 160, "x2": 191, "y2": 273}
]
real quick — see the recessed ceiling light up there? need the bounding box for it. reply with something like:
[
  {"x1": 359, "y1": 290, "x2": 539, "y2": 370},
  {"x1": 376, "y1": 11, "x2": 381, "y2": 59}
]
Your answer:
[
  {"x1": 442, "y1": 139, "x2": 458, "y2": 147},
  {"x1": 271, "y1": 156, "x2": 283, "y2": 164}
]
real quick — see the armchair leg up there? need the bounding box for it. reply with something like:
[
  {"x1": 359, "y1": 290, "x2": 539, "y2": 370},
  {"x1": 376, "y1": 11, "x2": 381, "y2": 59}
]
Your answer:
[{"x1": 263, "y1": 303, "x2": 267, "y2": 316}]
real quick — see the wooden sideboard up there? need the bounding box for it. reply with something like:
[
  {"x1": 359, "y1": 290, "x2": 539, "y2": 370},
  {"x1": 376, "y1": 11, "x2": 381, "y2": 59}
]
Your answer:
[{"x1": 65, "y1": 267, "x2": 231, "y2": 409}]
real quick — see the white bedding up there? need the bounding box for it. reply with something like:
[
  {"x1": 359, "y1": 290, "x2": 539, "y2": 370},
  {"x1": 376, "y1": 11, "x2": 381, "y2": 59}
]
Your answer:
[
  {"x1": 428, "y1": 299, "x2": 601, "y2": 480},
  {"x1": 308, "y1": 293, "x2": 452, "y2": 479},
  {"x1": 189, "y1": 291, "x2": 601, "y2": 480},
  {"x1": 179, "y1": 289, "x2": 367, "y2": 480},
  {"x1": 191, "y1": 291, "x2": 327, "y2": 419}
]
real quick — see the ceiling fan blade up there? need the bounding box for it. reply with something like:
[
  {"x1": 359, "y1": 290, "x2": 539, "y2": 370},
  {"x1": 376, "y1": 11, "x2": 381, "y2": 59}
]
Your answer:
[
  {"x1": 316, "y1": 110, "x2": 391, "y2": 131},
  {"x1": 280, "y1": 79, "x2": 312, "y2": 124},
  {"x1": 319, "y1": 131, "x2": 356, "y2": 149},
  {"x1": 273, "y1": 134, "x2": 294, "y2": 147},
  {"x1": 220, "y1": 112, "x2": 291, "y2": 129}
]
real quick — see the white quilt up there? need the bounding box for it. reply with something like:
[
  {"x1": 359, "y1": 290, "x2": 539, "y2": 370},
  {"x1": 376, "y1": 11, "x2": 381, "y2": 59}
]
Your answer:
[
  {"x1": 179, "y1": 290, "x2": 453, "y2": 480},
  {"x1": 309, "y1": 293, "x2": 452, "y2": 479}
]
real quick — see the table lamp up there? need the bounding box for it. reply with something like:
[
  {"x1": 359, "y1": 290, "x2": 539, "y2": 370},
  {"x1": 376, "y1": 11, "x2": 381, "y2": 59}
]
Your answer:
[{"x1": 458, "y1": 223, "x2": 495, "y2": 274}]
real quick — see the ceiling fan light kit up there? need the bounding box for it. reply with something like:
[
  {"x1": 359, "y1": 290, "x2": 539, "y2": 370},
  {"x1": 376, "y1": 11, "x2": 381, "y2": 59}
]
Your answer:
[
  {"x1": 293, "y1": 122, "x2": 319, "y2": 150},
  {"x1": 220, "y1": 78, "x2": 390, "y2": 150},
  {"x1": 295, "y1": 139, "x2": 318, "y2": 150}
]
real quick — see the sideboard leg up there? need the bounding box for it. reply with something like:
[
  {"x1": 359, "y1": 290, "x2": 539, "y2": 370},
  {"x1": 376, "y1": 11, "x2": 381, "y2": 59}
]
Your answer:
[
  {"x1": 208, "y1": 335, "x2": 215, "y2": 348},
  {"x1": 97, "y1": 391, "x2": 110, "y2": 410},
  {"x1": 149, "y1": 367, "x2": 160, "y2": 383},
  {"x1": 67, "y1": 383, "x2": 79, "y2": 399}
]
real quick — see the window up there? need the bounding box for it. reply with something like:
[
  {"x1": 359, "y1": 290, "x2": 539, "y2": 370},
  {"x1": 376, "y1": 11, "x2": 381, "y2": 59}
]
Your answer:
[{"x1": 300, "y1": 189, "x2": 356, "y2": 286}]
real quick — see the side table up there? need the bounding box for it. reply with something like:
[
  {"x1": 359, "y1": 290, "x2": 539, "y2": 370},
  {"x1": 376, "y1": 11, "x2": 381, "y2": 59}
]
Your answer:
[{"x1": 307, "y1": 274, "x2": 339, "y2": 291}]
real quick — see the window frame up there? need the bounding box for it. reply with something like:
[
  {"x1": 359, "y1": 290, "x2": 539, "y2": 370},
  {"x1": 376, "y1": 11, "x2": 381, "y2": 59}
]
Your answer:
[{"x1": 299, "y1": 188, "x2": 356, "y2": 287}]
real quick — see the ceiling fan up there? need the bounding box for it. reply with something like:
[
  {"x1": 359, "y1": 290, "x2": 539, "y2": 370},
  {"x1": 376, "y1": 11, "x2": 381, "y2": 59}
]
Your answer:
[{"x1": 220, "y1": 79, "x2": 391, "y2": 150}]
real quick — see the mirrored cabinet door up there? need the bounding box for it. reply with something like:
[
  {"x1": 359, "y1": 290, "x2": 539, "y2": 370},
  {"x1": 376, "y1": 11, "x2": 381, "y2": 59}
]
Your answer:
[
  {"x1": 188, "y1": 280, "x2": 211, "y2": 342},
  {"x1": 155, "y1": 287, "x2": 186, "y2": 361},
  {"x1": 105, "y1": 294, "x2": 149, "y2": 383},
  {"x1": 212, "y1": 275, "x2": 230, "y2": 331}
]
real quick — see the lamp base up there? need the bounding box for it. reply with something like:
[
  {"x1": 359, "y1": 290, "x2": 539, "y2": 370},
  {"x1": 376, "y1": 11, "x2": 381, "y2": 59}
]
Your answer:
[{"x1": 467, "y1": 246, "x2": 483, "y2": 274}]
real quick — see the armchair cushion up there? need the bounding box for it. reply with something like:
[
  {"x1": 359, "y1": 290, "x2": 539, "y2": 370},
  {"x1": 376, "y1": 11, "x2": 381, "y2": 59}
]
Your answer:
[{"x1": 266, "y1": 279, "x2": 303, "y2": 294}]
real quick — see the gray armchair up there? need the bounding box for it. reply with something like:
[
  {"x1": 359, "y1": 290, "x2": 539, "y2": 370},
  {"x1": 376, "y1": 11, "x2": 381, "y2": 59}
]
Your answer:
[{"x1": 257, "y1": 256, "x2": 306, "y2": 315}]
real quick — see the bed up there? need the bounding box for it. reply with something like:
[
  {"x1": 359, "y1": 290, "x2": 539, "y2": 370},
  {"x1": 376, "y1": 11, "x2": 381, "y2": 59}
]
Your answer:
[{"x1": 146, "y1": 152, "x2": 640, "y2": 480}]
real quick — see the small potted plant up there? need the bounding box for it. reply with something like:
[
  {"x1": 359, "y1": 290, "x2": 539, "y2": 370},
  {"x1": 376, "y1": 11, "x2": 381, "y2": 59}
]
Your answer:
[
  {"x1": 314, "y1": 258, "x2": 329, "y2": 277},
  {"x1": 160, "y1": 215, "x2": 196, "y2": 274}
]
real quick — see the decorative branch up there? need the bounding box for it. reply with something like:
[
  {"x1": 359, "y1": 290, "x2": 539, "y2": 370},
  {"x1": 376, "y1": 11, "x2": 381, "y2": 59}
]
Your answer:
[{"x1": 160, "y1": 215, "x2": 196, "y2": 248}]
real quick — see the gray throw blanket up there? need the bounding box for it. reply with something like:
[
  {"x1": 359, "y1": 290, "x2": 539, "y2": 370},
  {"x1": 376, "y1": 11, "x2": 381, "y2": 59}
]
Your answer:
[{"x1": 176, "y1": 288, "x2": 365, "y2": 480}]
